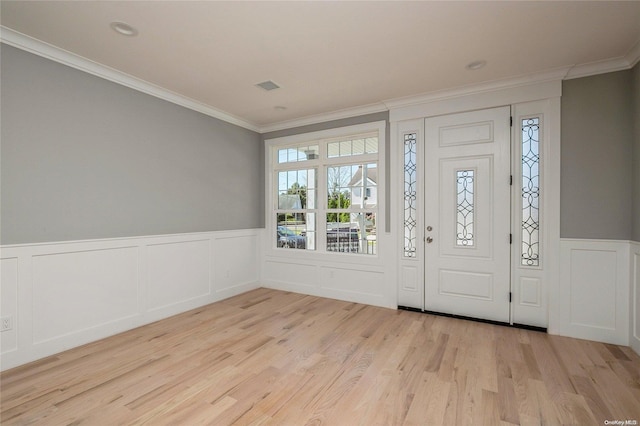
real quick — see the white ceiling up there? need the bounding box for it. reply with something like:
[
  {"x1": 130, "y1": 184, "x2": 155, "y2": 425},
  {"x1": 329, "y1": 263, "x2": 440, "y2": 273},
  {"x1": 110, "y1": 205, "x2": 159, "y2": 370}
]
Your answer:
[{"x1": 2, "y1": 1, "x2": 639, "y2": 131}]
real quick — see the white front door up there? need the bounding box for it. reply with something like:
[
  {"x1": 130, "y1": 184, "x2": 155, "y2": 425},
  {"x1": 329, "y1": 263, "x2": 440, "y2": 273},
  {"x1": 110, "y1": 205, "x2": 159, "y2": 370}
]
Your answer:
[{"x1": 424, "y1": 106, "x2": 511, "y2": 323}]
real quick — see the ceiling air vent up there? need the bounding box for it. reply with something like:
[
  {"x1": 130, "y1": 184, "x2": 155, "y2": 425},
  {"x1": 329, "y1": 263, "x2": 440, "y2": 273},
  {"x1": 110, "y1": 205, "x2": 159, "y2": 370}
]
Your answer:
[{"x1": 255, "y1": 80, "x2": 280, "y2": 91}]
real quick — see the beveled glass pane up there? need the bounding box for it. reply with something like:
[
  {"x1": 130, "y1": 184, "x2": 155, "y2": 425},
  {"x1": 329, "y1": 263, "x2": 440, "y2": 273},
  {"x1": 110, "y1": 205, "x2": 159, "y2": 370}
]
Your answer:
[
  {"x1": 522, "y1": 117, "x2": 540, "y2": 266},
  {"x1": 403, "y1": 133, "x2": 417, "y2": 258},
  {"x1": 456, "y1": 170, "x2": 474, "y2": 246}
]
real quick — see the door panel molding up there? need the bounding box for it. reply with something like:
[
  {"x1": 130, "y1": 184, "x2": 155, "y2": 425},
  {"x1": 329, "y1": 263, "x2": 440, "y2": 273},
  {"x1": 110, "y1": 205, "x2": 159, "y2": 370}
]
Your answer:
[{"x1": 438, "y1": 156, "x2": 494, "y2": 259}]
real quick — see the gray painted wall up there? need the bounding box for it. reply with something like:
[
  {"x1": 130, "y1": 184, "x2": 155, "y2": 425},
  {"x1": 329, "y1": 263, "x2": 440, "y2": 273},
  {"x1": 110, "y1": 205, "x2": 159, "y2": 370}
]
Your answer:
[
  {"x1": 1, "y1": 45, "x2": 263, "y2": 245},
  {"x1": 633, "y1": 63, "x2": 640, "y2": 243},
  {"x1": 560, "y1": 70, "x2": 634, "y2": 240},
  {"x1": 262, "y1": 112, "x2": 391, "y2": 232},
  {"x1": 4, "y1": 42, "x2": 637, "y2": 245}
]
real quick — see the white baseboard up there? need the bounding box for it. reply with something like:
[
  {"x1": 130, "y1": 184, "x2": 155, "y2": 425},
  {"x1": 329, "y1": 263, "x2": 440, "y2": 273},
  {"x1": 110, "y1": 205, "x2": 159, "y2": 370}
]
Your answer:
[
  {"x1": 558, "y1": 239, "x2": 631, "y2": 346},
  {"x1": 261, "y1": 262, "x2": 391, "y2": 309},
  {"x1": 631, "y1": 241, "x2": 640, "y2": 356},
  {"x1": 0, "y1": 229, "x2": 261, "y2": 371}
]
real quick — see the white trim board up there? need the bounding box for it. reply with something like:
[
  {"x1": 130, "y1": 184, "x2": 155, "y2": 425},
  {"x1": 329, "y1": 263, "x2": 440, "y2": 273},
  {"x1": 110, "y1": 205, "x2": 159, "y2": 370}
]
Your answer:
[
  {"x1": 3, "y1": 25, "x2": 638, "y2": 135},
  {"x1": 258, "y1": 102, "x2": 388, "y2": 134},
  {"x1": 631, "y1": 240, "x2": 640, "y2": 355},
  {"x1": 385, "y1": 69, "x2": 567, "y2": 113},
  {"x1": 0, "y1": 229, "x2": 261, "y2": 371},
  {"x1": 388, "y1": 80, "x2": 563, "y2": 123},
  {"x1": 564, "y1": 39, "x2": 640, "y2": 79},
  {"x1": 390, "y1": 83, "x2": 562, "y2": 333},
  {"x1": 0, "y1": 26, "x2": 260, "y2": 132},
  {"x1": 262, "y1": 121, "x2": 397, "y2": 310}
]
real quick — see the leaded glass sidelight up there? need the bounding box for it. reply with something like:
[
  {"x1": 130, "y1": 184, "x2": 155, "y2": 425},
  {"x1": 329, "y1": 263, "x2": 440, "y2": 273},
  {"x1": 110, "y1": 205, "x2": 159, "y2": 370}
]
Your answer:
[
  {"x1": 521, "y1": 118, "x2": 540, "y2": 266},
  {"x1": 403, "y1": 133, "x2": 417, "y2": 257},
  {"x1": 456, "y1": 170, "x2": 474, "y2": 246}
]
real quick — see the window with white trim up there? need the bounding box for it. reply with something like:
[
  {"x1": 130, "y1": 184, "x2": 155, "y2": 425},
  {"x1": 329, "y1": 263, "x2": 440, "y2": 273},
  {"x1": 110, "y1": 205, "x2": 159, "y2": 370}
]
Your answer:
[{"x1": 271, "y1": 127, "x2": 381, "y2": 255}]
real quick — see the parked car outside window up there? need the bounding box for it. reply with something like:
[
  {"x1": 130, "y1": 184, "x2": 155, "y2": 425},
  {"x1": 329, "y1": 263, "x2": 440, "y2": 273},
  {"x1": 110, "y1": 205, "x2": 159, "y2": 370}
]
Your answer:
[{"x1": 277, "y1": 226, "x2": 306, "y2": 249}]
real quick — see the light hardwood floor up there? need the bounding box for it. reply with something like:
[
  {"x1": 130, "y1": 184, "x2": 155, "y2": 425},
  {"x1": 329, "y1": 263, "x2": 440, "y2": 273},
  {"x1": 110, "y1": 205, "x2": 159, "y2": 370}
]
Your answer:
[{"x1": 2, "y1": 288, "x2": 640, "y2": 425}]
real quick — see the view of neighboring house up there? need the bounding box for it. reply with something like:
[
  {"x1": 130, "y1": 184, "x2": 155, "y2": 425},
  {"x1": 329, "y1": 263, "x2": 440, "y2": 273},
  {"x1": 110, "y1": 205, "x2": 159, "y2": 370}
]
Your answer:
[{"x1": 348, "y1": 166, "x2": 377, "y2": 208}]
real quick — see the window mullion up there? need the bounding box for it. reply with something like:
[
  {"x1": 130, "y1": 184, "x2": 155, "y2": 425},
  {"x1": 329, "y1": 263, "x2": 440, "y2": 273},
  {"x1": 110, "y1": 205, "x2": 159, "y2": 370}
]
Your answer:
[
  {"x1": 274, "y1": 161, "x2": 320, "y2": 172},
  {"x1": 324, "y1": 154, "x2": 377, "y2": 166},
  {"x1": 318, "y1": 139, "x2": 327, "y2": 212},
  {"x1": 318, "y1": 158, "x2": 328, "y2": 252}
]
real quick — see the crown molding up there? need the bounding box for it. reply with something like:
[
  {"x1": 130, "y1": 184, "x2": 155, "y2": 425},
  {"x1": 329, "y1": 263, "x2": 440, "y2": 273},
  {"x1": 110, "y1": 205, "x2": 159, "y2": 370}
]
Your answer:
[
  {"x1": 3, "y1": 26, "x2": 637, "y2": 134},
  {"x1": 564, "y1": 57, "x2": 634, "y2": 80},
  {"x1": 257, "y1": 102, "x2": 388, "y2": 134},
  {"x1": 0, "y1": 26, "x2": 260, "y2": 132},
  {"x1": 383, "y1": 67, "x2": 570, "y2": 111},
  {"x1": 564, "y1": 39, "x2": 639, "y2": 80},
  {"x1": 625, "y1": 39, "x2": 640, "y2": 68}
]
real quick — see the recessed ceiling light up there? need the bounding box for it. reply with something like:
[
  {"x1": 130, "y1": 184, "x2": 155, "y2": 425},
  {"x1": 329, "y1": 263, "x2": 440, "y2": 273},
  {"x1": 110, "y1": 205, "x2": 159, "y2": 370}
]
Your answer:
[
  {"x1": 110, "y1": 21, "x2": 138, "y2": 37},
  {"x1": 274, "y1": 106, "x2": 287, "y2": 111},
  {"x1": 256, "y1": 80, "x2": 280, "y2": 91},
  {"x1": 466, "y1": 60, "x2": 487, "y2": 71}
]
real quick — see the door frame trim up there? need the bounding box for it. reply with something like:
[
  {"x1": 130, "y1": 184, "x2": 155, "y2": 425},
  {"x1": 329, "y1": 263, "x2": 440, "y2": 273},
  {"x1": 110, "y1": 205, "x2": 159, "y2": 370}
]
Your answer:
[{"x1": 392, "y1": 80, "x2": 561, "y2": 330}]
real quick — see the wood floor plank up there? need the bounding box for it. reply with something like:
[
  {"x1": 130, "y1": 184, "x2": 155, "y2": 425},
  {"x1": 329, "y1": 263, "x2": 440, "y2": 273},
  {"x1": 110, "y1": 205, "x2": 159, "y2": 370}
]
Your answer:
[
  {"x1": 481, "y1": 389, "x2": 500, "y2": 426},
  {"x1": 496, "y1": 375, "x2": 519, "y2": 424},
  {"x1": 509, "y1": 362, "x2": 541, "y2": 420},
  {"x1": 2, "y1": 289, "x2": 640, "y2": 425}
]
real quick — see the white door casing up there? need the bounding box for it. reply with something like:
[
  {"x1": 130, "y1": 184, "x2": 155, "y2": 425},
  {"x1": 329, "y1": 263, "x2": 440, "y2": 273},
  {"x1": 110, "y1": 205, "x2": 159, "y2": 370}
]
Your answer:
[
  {"x1": 424, "y1": 106, "x2": 512, "y2": 322},
  {"x1": 394, "y1": 81, "x2": 560, "y2": 330}
]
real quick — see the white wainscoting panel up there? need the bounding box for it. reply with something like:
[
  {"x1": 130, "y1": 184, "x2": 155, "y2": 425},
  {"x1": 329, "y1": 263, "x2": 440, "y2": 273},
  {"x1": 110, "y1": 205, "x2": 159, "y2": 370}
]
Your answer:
[
  {"x1": 262, "y1": 260, "x2": 318, "y2": 290},
  {"x1": 569, "y1": 249, "x2": 618, "y2": 329},
  {"x1": 147, "y1": 239, "x2": 210, "y2": 312},
  {"x1": 558, "y1": 239, "x2": 630, "y2": 345},
  {"x1": 631, "y1": 241, "x2": 640, "y2": 356},
  {"x1": 261, "y1": 231, "x2": 396, "y2": 309},
  {"x1": 32, "y1": 247, "x2": 139, "y2": 344},
  {"x1": 212, "y1": 234, "x2": 259, "y2": 298},
  {"x1": 0, "y1": 229, "x2": 260, "y2": 371},
  {"x1": 1, "y1": 258, "x2": 19, "y2": 354},
  {"x1": 320, "y1": 266, "x2": 384, "y2": 300}
]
